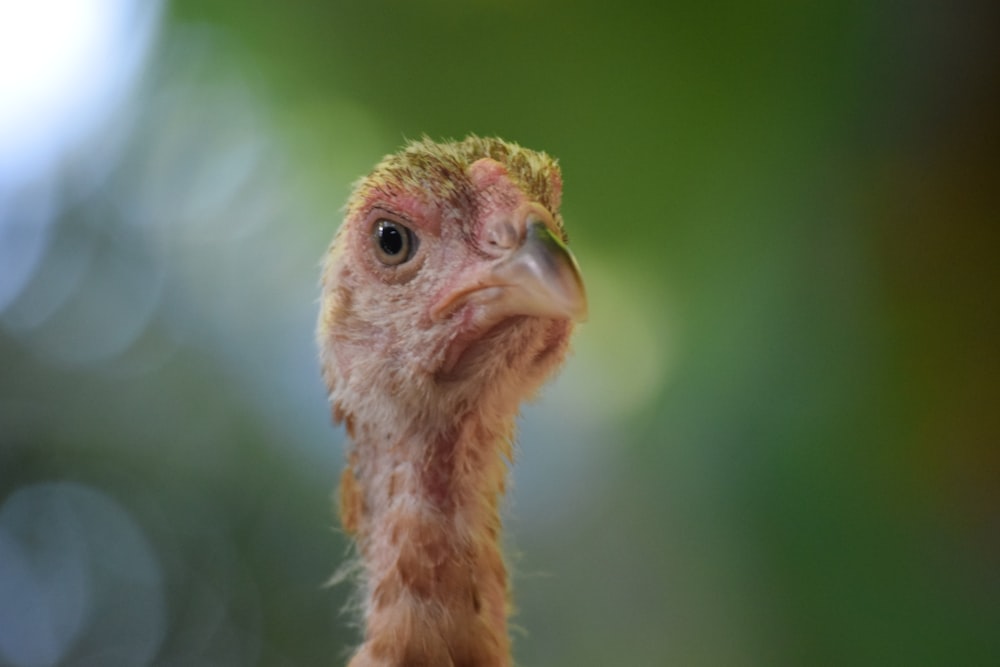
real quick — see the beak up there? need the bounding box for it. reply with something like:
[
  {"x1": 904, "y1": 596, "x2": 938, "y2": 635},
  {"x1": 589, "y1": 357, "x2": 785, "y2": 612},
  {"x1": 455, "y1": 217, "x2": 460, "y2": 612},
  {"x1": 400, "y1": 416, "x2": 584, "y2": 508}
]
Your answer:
[
  {"x1": 489, "y1": 222, "x2": 588, "y2": 322},
  {"x1": 432, "y1": 219, "x2": 588, "y2": 325}
]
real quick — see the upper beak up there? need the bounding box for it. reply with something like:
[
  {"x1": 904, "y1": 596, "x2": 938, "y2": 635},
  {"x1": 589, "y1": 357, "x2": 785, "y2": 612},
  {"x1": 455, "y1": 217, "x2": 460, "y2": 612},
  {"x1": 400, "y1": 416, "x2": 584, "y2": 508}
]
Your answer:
[
  {"x1": 489, "y1": 221, "x2": 588, "y2": 323},
  {"x1": 432, "y1": 220, "x2": 588, "y2": 324}
]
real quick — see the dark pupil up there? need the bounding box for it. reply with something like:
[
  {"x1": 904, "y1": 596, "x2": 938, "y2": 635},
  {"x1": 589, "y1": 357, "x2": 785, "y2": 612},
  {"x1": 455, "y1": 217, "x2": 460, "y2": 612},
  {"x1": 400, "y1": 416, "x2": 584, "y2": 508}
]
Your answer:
[{"x1": 379, "y1": 223, "x2": 404, "y2": 256}]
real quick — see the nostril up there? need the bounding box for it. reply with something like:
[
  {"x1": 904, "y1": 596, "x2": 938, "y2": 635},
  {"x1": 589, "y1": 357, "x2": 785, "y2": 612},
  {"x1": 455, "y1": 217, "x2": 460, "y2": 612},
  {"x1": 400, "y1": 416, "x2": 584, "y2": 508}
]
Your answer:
[
  {"x1": 486, "y1": 219, "x2": 519, "y2": 250},
  {"x1": 481, "y1": 203, "x2": 555, "y2": 253}
]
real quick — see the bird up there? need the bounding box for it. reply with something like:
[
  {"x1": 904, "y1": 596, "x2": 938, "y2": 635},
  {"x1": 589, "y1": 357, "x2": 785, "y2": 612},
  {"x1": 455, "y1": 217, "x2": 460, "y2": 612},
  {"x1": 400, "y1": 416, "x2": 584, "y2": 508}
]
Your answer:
[{"x1": 316, "y1": 136, "x2": 586, "y2": 667}]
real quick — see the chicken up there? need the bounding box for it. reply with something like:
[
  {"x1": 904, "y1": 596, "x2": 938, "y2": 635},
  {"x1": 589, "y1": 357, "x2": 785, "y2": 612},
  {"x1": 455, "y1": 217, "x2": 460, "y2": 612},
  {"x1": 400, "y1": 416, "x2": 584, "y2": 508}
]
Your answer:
[{"x1": 317, "y1": 136, "x2": 586, "y2": 667}]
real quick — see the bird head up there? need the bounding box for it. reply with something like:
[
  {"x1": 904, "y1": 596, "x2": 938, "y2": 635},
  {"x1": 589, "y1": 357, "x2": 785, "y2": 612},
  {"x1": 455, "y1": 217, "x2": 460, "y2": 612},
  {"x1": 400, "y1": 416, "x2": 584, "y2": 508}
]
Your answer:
[{"x1": 318, "y1": 136, "x2": 586, "y2": 433}]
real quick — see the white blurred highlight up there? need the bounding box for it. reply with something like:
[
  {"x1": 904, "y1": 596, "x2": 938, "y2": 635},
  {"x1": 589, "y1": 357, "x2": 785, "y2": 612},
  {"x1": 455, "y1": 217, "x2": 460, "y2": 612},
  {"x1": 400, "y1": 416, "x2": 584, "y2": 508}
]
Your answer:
[
  {"x1": 0, "y1": 0, "x2": 161, "y2": 184},
  {"x1": 0, "y1": 0, "x2": 162, "y2": 318}
]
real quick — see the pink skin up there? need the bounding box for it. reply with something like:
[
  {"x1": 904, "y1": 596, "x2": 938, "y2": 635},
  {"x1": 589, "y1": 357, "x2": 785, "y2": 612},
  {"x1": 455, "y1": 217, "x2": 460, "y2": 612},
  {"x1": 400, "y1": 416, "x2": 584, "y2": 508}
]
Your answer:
[{"x1": 319, "y1": 140, "x2": 584, "y2": 667}]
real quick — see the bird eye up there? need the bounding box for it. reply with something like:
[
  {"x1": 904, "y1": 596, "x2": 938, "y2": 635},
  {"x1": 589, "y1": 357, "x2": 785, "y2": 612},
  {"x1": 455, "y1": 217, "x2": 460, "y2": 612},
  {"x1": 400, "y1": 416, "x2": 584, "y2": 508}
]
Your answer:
[{"x1": 373, "y1": 219, "x2": 416, "y2": 265}]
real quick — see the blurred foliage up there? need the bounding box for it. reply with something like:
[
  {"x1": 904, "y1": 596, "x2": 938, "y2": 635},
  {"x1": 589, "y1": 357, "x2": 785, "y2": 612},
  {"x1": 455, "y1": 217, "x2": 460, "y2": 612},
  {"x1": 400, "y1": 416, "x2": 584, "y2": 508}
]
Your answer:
[{"x1": 1, "y1": 0, "x2": 998, "y2": 665}]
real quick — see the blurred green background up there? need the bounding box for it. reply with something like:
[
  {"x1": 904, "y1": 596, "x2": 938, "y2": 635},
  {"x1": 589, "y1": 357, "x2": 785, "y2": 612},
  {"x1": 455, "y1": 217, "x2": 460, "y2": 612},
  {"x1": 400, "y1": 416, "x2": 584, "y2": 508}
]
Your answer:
[{"x1": 1, "y1": 0, "x2": 998, "y2": 665}]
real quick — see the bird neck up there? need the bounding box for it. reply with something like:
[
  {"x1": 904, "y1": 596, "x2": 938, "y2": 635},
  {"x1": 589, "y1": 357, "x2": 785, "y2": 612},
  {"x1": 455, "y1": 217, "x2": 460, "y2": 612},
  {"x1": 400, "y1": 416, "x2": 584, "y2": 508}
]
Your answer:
[{"x1": 342, "y1": 410, "x2": 514, "y2": 667}]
